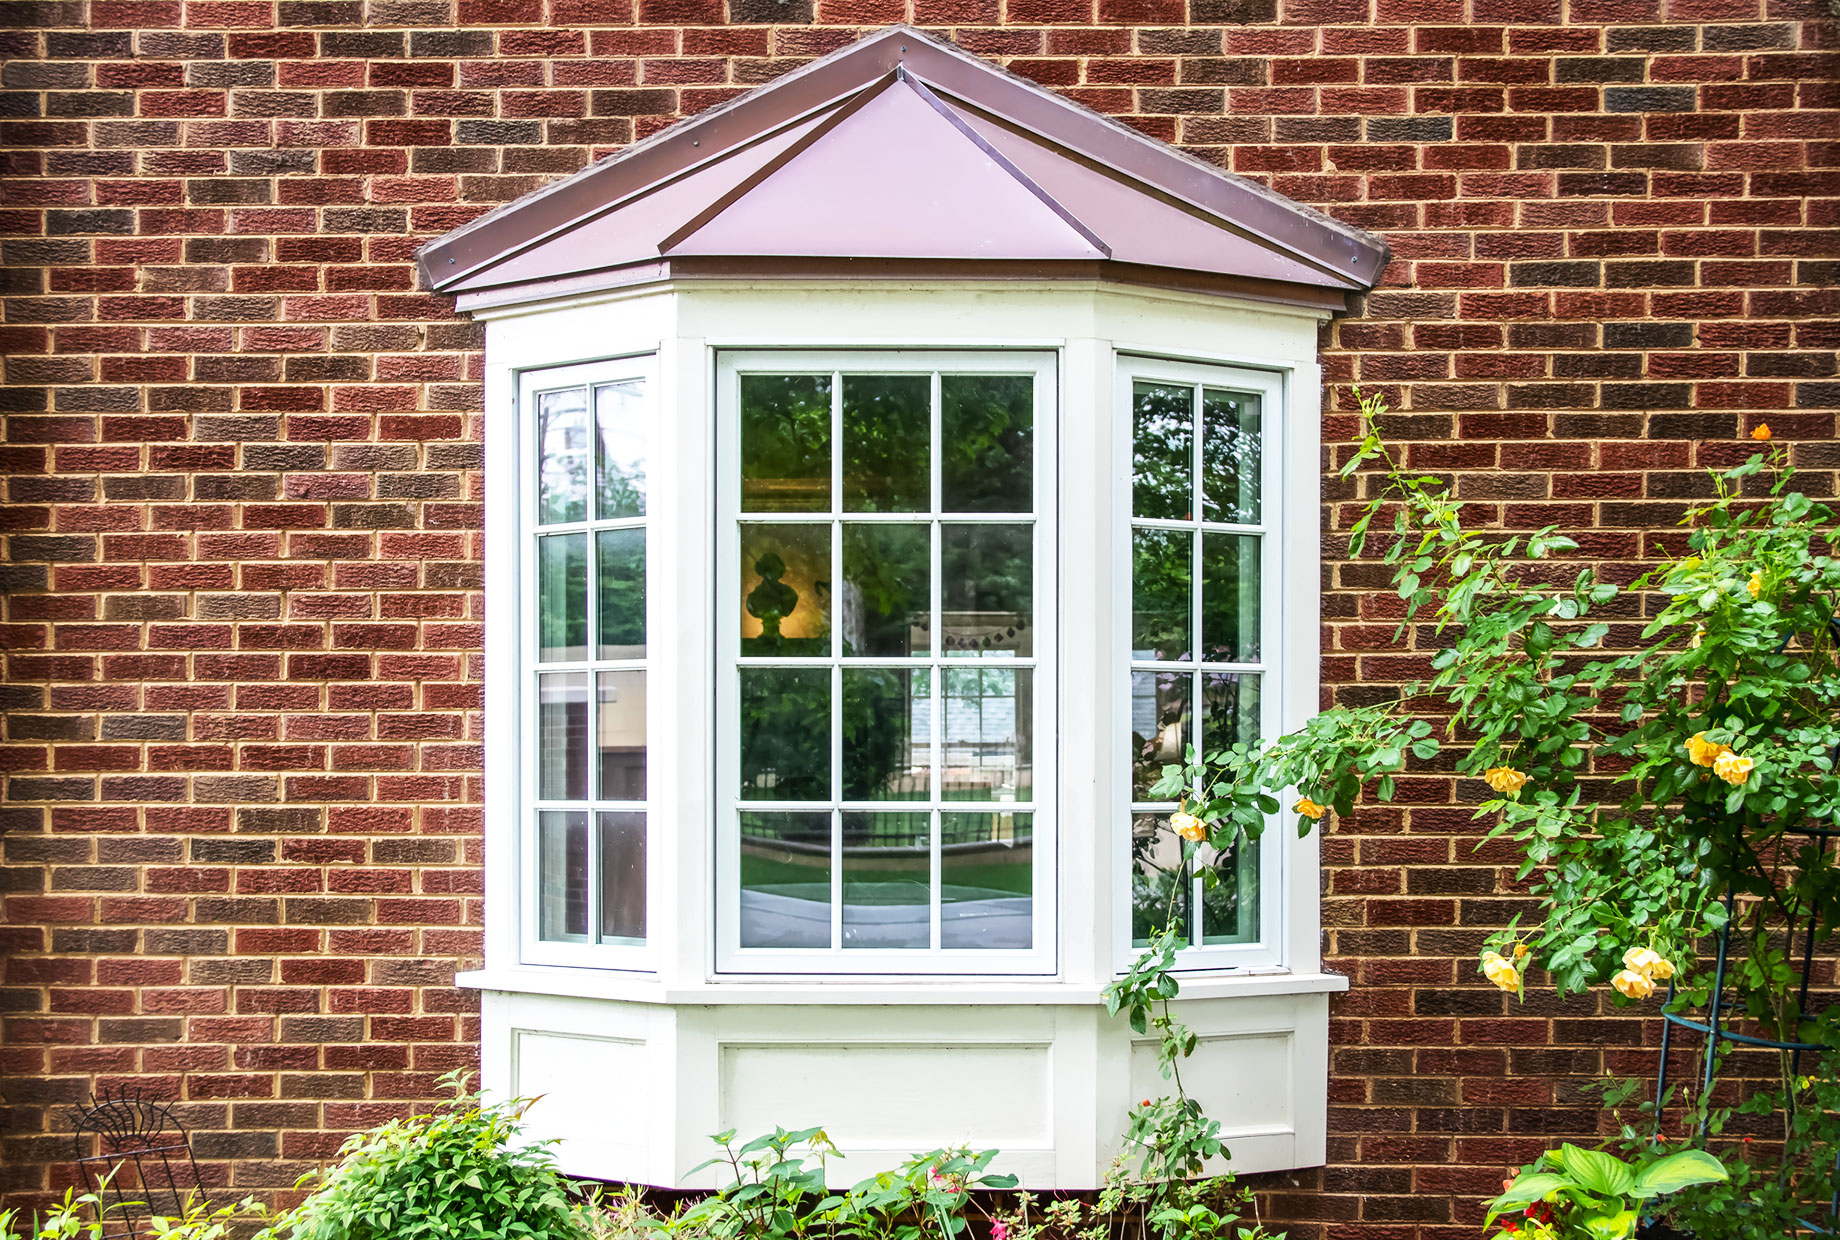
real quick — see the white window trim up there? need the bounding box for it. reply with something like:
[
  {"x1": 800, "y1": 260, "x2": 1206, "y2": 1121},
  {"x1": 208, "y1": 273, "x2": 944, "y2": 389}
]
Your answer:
[
  {"x1": 713, "y1": 349, "x2": 1060, "y2": 977},
  {"x1": 1112, "y1": 354, "x2": 1291, "y2": 974},
  {"x1": 517, "y1": 354, "x2": 659, "y2": 973}
]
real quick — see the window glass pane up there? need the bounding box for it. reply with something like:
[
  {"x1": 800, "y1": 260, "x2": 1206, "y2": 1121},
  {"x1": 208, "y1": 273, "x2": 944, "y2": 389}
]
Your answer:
[
  {"x1": 537, "y1": 533, "x2": 587, "y2": 663},
  {"x1": 740, "y1": 523, "x2": 831, "y2": 657},
  {"x1": 1132, "y1": 381, "x2": 1192, "y2": 521},
  {"x1": 841, "y1": 811, "x2": 929, "y2": 949},
  {"x1": 1200, "y1": 671, "x2": 1260, "y2": 752},
  {"x1": 596, "y1": 528, "x2": 645, "y2": 660},
  {"x1": 842, "y1": 374, "x2": 930, "y2": 513},
  {"x1": 597, "y1": 670, "x2": 646, "y2": 801},
  {"x1": 840, "y1": 523, "x2": 930, "y2": 657},
  {"x1": 1130, "y1": 813, "x2": 1189, "y2": 948},
  {"x1": 538, "y1": 810, "x2": 589, "y2": 941},
  {"x1": 741, "y1": 374, "x2": 832, "y2": 512},
  {"x1": 942, "y1": 666, "x2": 1031, "y2": 802},
  {"x1": 740, "y1": 811, "x2": 831, "y2": 948},
  {"x1": 1200, "y1": 836, "x2": 1257, "y2": 945},
  {"x1": 739, "y1": 668, "x2": 830, "y2": 801},
  {"x1": 595, "y1": 380, "x2": 647, "y2": 519},
  {"x1": 842, "y1": 668, "x2": 930, "y2": 801},
  {"x1": 941, "y1": 375, "x2": 1031, "y2": 512},
  {"x1": 598, "y1": 811, "x2": 645, "y2": 944},
  {"x1": 1201, "y1": 387, "x2": 1260, "y2": 525},
  {"x1": 941, "y1": 524, "x2": 1031, "y2": 657},
  {"x1": 1201, "y1": 533, "x2": 1261, "y2": 663},
  {"x1": 941, "y1": 811, "x2": 1031, "y2": 949},
  {"x1": 538, "y1": 671, "x2": 588, "y2": 801},
  {"x1": 537, "y1": 387, "x2": 589, "y2": 525},
  {"x1": 1130, "y1": 669, "x2": 1192, "y2": 801},
  {"x1": 1131, "y1": 527, "x2": 1190, "y2": 662}
]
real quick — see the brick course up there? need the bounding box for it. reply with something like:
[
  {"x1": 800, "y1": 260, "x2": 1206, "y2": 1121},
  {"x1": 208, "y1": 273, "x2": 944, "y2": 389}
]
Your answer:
[{"x1": 2, "y1": 0, "x2": 1838, "y2": 1235}]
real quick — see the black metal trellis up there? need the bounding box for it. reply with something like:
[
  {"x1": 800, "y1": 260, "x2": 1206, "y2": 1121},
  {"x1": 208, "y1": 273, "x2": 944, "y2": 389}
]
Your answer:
[
  {"x1": 71, "y1": 1087, "x2": 208, "y2": 1240},
  {"x1": 1653, "y1": 820, "x2": 1840, "y2": 1235}
]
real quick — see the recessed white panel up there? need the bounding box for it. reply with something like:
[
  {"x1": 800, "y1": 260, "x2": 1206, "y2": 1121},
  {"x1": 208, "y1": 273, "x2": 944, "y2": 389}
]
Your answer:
[
  {"x1": 721, "y1": 1042, "x2": 1052, "y2": 1149},
  {"x1": 514, "y1": 1030, "x2": 655, "y2": 1174},
  {"x1": 1129, "y1": 1031, "x2": 1293, "y2": 1139}
]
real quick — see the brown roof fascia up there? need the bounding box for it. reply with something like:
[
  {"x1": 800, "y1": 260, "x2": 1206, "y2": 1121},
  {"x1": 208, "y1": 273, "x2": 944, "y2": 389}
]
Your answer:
[{"x1": 416, "y1": 24, "x2": 1389, "y2": 296}]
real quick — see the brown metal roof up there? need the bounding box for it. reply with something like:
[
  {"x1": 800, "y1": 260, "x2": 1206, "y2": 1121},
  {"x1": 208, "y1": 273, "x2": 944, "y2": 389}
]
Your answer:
[{"x1": 416, "y1": 25, "x2": 1389, "y2": 308}]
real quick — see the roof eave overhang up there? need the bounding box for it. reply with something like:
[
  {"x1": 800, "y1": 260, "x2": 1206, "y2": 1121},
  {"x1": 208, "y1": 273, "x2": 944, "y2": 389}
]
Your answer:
[
  {"x1": 450, "y1": 257, "x2": 1354, "y2": 317},
  {"x1": 416, "y1": 25, "x2": 1389, "y2": 299}
]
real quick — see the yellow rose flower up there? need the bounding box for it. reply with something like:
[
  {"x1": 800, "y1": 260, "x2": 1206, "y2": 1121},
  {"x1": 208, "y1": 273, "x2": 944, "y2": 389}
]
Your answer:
[
  {"x1": 1751, "y1": 424, "x2": 1771, "y2": 441},
  {"x1": 1612, "y1": 969, "x2": 1656, "y2": 1000},
  {"x1": 1513, "y1": 943, "x2": 1530, "y2": 959},
  {"x1": 1747, "y1": 571, "x2": 1763, "y2": 599},
  {"x1": 1294, "y1": 797, "x2": 1326, "y2": 821},
  {"x1": 1169, "y1": 809, "x2": 1206, "y2": 842},
  {"x1": 1713, "y1": 750, "x2": 1754, "y2": 786},
  {"x1": 1483, "y1": 766, "x2": 1528, "y2": 795},
  {"x1": 1684, "y1": 732, "x2": 1728, "y2": 768},
  {"x1": 1481, "y1": 952, "x2": 1519, "y2": 992},
  {"x1": 1623, "y1": 946, "x2": 1675, "y2": 982}
]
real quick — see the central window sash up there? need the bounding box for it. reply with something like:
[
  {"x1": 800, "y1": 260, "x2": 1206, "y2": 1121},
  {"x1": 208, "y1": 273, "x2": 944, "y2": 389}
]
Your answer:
[{"x1": 714, "y1": 351, "x2": 1058, "y2": 976}]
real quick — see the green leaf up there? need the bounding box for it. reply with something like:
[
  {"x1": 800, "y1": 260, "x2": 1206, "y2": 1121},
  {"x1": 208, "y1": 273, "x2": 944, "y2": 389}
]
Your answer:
[
  {"x1": 1557, "y1": 1145, "x2": 1636, "y2": 1197},
  {"x1": 1632, "y1": 1148, "x2": 1728, "y2": 1198},
  {"x1": 1487, "y1": 1173, "x2": 1566, "y2": 1217}
]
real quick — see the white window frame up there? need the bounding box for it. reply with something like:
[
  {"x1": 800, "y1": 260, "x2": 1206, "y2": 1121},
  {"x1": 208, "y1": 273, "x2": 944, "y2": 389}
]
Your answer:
[
  {"x1": 714, "y1": 349, "x2": 1059, "y2": 977},
  {"x1": 1112, "y1": 355, "x2": 1288, "y2": 974},
  {"x1": 518, "y1": 354, "x2": 659, "y2": 973}
]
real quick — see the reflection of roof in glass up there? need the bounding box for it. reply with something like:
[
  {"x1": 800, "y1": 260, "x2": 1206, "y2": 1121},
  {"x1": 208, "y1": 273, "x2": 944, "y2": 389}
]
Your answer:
[{"x1": 418, "y1": 25, "x2": 1388, "y2": 310}]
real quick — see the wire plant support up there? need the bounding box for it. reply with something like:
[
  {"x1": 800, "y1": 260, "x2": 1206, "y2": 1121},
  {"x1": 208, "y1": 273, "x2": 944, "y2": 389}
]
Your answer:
[
  {"x1": 70, "y1": 1086, "x2": 208, "y2": 1240},
  {"x1": 1653, "y1": 820, "x2": 1840, "y2": 1236}
]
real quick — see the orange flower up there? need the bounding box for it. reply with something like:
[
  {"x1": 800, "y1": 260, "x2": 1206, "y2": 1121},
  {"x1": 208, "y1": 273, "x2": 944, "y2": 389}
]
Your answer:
[
  {"x1": 1293, "y1": 797, "x2": 1327, "y2": 821},
  {"x1": 1747, "y1": 571, "x2": 1763, "y2": 600},
  {"x1": 1751, "y1": 424, "x2": 1771, "y2": 441}
]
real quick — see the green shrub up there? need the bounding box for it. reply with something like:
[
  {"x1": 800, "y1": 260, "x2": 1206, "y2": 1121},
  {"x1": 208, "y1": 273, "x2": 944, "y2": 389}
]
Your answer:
[{"x1": 260, "y1": 1071, "x2": 585, "y2": 1240}]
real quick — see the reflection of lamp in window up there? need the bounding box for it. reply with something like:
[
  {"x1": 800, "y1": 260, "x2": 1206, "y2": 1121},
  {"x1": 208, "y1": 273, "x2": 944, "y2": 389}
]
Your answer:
[{"x1": 747, "y1": 551, "x2": 799, "y2": 643}]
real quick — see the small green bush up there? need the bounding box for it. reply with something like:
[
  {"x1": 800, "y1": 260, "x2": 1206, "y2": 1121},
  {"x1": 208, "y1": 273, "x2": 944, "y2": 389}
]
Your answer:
[{"x1": 259, "y1": 1070, "x2": 585, "y2": 1240}]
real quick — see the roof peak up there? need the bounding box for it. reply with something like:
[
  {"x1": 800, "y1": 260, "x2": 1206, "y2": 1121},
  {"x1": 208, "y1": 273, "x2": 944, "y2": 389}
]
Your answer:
[{"x1": 417, "y1": 24, "x2": 1387, "y2": 306}]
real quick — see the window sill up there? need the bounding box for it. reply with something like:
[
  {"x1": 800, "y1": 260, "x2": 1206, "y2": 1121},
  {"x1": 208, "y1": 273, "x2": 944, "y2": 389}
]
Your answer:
[{"x1": 456, "y1": 966, "x2": 1348, "y2": 1005}]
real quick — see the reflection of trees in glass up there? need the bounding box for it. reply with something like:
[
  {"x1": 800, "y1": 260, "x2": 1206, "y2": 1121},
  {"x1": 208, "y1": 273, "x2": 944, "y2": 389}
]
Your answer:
[
  {"x1": 1132, "y1": 382, "x2": 1192, "y2": 521},
  {"x1": 597, "y1": 529, "x2": 644, "y2": 657},
  {"x1": 841, "y1": 524, "x2": 928, "y2": 657},
  {"x1": 1130, "y1": 817, "x2": 1187, "y2": 946},
  {"x1": 595, "y1": 382, "x2": 647, "y2": 519},
  {"x1": 1200, "y1": 671, "x2": 1259, "y2": 751},
  {"x1": 1201, "y1": 533, "x2": 1260, "y2": 663},
  {"x1": 538, "y1": 389, "x2": 589, "y2": 525},
  {"x1": 739, "y1": 668, "x2": 829, "y2": 800},
  {"x1": 941, "y1": 524, "x2": 1031, "y2": 655},
  {"x1": 1131, "y1": 527, "x2": 1190, "y2": 662},
  {"x1": 842, "y1": 669, "x2": 925, "y2": 801},
  {"x1": 1201, "y1": 389, "x2": 1259, "y2": 524},
  {"x1": 741, "y1": 374, "x2": 831, "y2": 512},
  {"x1": 941, "y1": 376, "x2": 1032, "y2": 512},
  {"x1": 842, "y1": 375, "x2": 929, "y2": 512},
  {"x1": 538, "y1": 534, "x2": 587, "y2": 661}
]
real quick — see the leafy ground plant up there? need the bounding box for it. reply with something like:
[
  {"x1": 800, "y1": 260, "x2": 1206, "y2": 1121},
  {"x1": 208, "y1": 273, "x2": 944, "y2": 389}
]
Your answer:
[
  {"x1": 257, "y1": 1069, "x2": 584, "y2": 1240},
  {"x1": 1486, "y1": 1144, "x2": 1727, "y2": 1240}
]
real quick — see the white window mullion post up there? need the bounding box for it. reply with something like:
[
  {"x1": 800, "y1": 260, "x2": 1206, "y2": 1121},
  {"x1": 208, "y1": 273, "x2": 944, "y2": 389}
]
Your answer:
[
  {"x1": 929, "y1": 370, "x2": 944, "y2": 952},
  {"x1": 830, "y1": 371, "x2": 845, "y2": 954}
]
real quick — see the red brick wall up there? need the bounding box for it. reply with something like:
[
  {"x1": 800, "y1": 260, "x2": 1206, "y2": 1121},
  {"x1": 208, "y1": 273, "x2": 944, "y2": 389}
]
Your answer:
[{"x1": 1, "y1": 0, "x2": 1836, "y2": 1235}]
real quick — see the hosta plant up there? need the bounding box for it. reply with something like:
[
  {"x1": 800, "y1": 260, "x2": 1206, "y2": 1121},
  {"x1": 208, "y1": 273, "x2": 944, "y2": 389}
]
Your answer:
[{"x1": 1486, "y1": 1144, "x2": 1727, "y2": 1240}]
